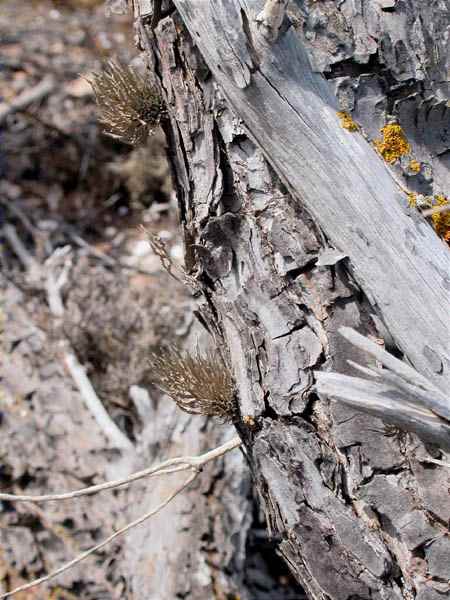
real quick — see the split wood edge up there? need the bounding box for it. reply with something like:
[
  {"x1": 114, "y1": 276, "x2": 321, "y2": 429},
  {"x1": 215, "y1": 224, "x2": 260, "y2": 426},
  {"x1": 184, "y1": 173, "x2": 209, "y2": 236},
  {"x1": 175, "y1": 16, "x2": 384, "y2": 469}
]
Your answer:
[{"x1": 315, "y1": 328, "x2": 450, "y2": 449}]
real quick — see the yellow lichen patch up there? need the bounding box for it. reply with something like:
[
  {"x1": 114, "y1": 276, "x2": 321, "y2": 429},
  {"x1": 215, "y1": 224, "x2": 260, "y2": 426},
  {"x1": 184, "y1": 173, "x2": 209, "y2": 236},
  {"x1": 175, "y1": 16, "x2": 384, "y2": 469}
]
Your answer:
[
  {"x1": 374, "y1": 123, "x2": 411, "y2": 164},
  {"x1": 407, "y1": 192, "x2": 417, "y2": 208},
  {"x1": 430, "y1": 194, "x2": 450, "y2": 241},
  {"x1": 337, "y1": 111, "x2": 359, "y2": 132},
  {"x1": 408, "y1": 159, "x2": 421, "y2": 173},
  {"x1": 242, "y1": 415, "x2": 256, "y2": 428}
]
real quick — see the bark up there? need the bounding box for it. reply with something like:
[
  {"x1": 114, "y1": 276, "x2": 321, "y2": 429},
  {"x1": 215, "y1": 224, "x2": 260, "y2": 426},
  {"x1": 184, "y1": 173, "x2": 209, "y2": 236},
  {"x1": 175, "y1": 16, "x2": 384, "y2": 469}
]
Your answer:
[
  {"x1": 121, "y1": 322, "x2": 304, "y2": 600},
  {"x1": 133, "y1": 1, "x2": 450, "y2": 599}
]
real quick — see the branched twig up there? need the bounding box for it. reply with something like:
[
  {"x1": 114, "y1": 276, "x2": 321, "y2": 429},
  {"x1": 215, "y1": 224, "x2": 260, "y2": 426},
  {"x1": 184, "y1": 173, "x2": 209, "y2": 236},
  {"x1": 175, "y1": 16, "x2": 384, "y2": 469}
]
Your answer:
[
  {"x1": 2, "y1": 223, "x2": 41, "y2": 282},
  {"x1": 143, "y1": 226, "x2": 199, "y2": 290},
  {"x1": 44, "y1": 245, "x2": 72, "y2": 318},
  {"x1": 0, "y1": 197, "x2": 38, "y2": 236},
  {"x1": 0, "y1": 436, "x2": 241, "y2": 503},
  {"x1": 0, "y1": 473, "x2": 197, "y2": 599},
  {"x1": 0, "y1": 436, "x2": 241, "y2": 598},
  {"x1": 17, "y1": 108, "x2": 83, "y2": 153},
  {"x1": 2, "y1": 224, "x2": 72, "y2": 314},
  {"x1": 2, "y1": 222, "x2": 133, "y2": 450},
  {"x1": 69, "y1": 232, "x2": 160, "y2": 277}
]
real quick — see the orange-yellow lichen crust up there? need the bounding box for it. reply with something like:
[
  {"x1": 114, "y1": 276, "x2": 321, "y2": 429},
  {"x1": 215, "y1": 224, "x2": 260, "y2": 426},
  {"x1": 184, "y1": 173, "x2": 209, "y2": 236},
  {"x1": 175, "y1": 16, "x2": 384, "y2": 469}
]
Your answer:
[
  {"x1": 431, "y1": 195, "x2": 450, "y2": 241},
  {"x1": 408, "y1": 159, "x2": 421, "y2": 173},
  {"x1": 374, "y1": 123, "x2": 411, "y2": 164},
  {"x1": 407, "y1": 192, "x2": 417, "y2": 208},
  {"x1": 337, "y1": 111, "x2": 359, "y2": 132},
  {"x1": 242, "y1": 414, "x2": 256, "y2": 427}
]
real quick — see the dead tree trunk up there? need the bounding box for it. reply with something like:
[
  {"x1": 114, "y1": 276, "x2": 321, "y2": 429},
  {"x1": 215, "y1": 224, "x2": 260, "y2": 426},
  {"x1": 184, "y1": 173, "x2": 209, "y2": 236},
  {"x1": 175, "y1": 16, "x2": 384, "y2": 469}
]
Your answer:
[{"x1": 134, "y1": 1, "x2": 450, "y2": 598}]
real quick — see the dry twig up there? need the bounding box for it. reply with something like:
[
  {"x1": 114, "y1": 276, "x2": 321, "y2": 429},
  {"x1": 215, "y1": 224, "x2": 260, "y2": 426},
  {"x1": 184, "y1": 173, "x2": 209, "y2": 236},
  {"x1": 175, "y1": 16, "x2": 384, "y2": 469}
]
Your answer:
[
  {"x1": 2, "y1": 223, "x2": 133, "y2": 449},
  {"x1": 44, "y1": 245, "x2": 72, "y2": 317},
  {"x1": 69, "y1": 232, "x2": 159, "y2": 277},
  {"x1": 0, "y1": 474, "x2": 196, "y2": 599},
  {"x1": 0, "y1": 436, "x2": 241, "y2": 598},
  {"x1": 2, "y1": 223, "x2": 41, "y2": 281},
  {"x1": 143, "y1": 227, "x2": 199, "y2": 290}
]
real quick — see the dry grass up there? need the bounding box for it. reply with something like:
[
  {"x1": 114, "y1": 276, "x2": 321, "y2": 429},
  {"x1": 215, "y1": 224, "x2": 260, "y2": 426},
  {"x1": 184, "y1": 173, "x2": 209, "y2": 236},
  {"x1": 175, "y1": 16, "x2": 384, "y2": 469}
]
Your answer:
[
  {"x1": 149, "y1": 346, "x2": 237, "y2": 421},
  {"x1": 87, "y1": 61, "x2": 164, "y2": 145}
]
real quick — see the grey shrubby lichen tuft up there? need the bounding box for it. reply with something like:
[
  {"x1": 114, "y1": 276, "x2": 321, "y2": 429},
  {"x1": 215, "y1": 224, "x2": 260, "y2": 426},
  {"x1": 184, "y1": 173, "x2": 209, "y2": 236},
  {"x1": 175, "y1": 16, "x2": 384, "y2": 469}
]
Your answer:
[
  {"x1": 149, "y1": 346, "x2": 237, "y2": 420},
  {"x1": 87, "y1": 61, "x2": 164, "y2": 145}
]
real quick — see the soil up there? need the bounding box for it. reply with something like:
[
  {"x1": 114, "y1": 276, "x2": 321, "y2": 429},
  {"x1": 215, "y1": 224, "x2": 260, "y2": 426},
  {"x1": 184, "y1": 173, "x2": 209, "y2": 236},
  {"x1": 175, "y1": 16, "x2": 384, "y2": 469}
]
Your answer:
[{"x1": 0, "y1": 1, "x2": 190, "y2": 597}]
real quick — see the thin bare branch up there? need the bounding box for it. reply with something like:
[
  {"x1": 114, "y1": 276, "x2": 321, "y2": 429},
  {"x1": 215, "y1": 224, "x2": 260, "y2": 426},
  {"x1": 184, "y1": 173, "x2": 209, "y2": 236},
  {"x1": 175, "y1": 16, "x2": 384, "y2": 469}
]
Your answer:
[
  {"x1": 142, "y1": 226, "x2": 199, "y2": 290},
  {"x1": 44, "y1": 245, "x2": 72, "y2": 317},
  {"x1": 0, "y1": 437, "x2": 241, "y2": 598},
  {"x1": 0, "y1": 472, "x2": 197, "y2": 599},
  {"x1": 0, "y1": 466, "x2": 185, "y2": 503},
  {"x1": 0, "y1": 436, "x2": 241, "y2": 503},
  {"x1": 69, "y1": 232, "x2": 159, "y2": 277}
]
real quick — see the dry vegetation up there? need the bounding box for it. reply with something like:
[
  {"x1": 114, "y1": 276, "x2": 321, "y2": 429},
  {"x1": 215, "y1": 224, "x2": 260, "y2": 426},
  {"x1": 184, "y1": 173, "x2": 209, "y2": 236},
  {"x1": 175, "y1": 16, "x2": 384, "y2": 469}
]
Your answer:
[
  {"x1": 148, "y1": 346, "x2": 237, "y2": 421},
  {"x1": 87, "y1": 61, "x2": 165, "y2": 145},
  {"x1": 0, "y1": 1, "x2": 193, "y2": 597}
]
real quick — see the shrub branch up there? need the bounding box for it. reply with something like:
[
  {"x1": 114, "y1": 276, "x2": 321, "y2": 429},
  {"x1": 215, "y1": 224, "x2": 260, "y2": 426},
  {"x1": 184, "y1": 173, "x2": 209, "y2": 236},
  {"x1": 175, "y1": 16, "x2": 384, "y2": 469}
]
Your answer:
[{"x1": 0, "y1": 436, "x2": 241, "y2": 598}]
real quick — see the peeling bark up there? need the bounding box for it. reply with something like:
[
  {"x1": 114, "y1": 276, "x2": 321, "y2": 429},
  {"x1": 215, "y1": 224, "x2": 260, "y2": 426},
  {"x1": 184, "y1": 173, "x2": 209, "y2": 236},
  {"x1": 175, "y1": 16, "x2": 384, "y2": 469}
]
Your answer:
[
  {"x1": 121, "y1": 324, "x2": 304, "y2": 600},
  {"x1": 132, "y1": 1, "x2": 450, "y2": 598}
]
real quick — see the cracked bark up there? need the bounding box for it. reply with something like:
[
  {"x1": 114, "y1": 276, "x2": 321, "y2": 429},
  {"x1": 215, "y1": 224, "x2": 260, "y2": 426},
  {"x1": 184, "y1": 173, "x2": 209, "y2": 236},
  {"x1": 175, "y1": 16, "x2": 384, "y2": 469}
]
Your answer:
[{"x1": 132, "y1": 1, "x2": 450, "y2": 599}]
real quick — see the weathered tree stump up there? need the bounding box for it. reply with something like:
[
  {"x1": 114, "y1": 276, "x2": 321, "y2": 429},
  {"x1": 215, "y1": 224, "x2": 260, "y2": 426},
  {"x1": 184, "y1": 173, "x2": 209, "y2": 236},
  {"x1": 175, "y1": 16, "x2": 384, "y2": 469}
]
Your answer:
[{"x1": 130, "y1": 1, "x2": 450, "y2": 598}]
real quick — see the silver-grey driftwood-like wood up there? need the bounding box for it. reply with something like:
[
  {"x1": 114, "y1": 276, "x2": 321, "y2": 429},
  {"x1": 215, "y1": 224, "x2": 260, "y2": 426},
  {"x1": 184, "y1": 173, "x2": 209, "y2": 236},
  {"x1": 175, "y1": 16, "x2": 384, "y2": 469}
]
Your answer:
[
  {"x1": 134, "y1": 1, "x2": 450, "y2": 598},
  {"x1": 316, "y1": 327, "x2": 450, "y2": 449},
  {"x1": 171, "y1": 0, "x2": 450, "y2": 389}
]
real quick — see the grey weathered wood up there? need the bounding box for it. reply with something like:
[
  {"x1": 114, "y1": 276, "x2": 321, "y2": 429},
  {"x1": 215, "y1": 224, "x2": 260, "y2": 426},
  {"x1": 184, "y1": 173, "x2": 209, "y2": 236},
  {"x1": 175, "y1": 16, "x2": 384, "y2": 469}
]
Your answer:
[
  {"x1": 316, "y1": 328, "x2": 450, "y2": 450},
  {"x1": 172, "y1": 0, "x2": 450, "y2": 390},
  {"x1": 317, "y1": 371, "x2": 450, "y2": 449},
  {"x1": 136, "y1": 1, "x2": 450, "y2": 599},
  {"x1": 119, "y1": 327, "x2": 252, "y2": 600}
]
